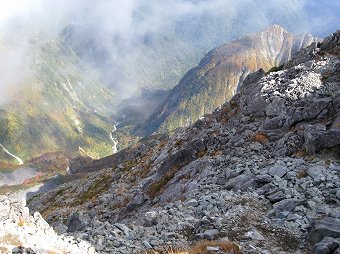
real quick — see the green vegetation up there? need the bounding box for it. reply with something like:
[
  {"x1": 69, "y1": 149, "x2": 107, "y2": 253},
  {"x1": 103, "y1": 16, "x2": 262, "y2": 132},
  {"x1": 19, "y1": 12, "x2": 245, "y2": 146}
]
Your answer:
[
  {"x1": 113, "y1": 124, "x2": 141, "y2": 151},
  {"x1": 0, "y1": 38, "x2": 117, "y2": 164},
  {"x1": 75, "y1": 174, "x2": 112, "y2": 205},
  {"x1": 266, "y1": 65, "x2": 284, "y2": 74},
  {"x1": 148, "y1": 165, "x2": 180, "y2": 198}
]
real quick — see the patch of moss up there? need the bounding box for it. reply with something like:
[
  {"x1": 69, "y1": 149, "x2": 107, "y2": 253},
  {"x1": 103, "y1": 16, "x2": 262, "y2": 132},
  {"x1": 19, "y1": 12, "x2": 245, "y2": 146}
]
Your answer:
[
  {"x1": 266, "y1": 65, "x2": 284, "y2": 74},
  {"x1": 174, "y1": 139, "x2": 184, "y2": 147},
  {"x1": 147, "y1": 166, "x2": 180, "y2": 198},
  {"x1": 197, "y1": 150, "x2": 207, "y2": 158},
  {"x1": 75, "y1": 174, "x2": 112, "y2": 205}
]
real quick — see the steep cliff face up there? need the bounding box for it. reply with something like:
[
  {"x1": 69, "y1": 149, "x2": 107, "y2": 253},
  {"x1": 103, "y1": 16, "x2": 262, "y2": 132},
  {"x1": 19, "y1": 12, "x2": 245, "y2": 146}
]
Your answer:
[
  {"x1": 144, "y1": 25, "x2": 316, "y2": 135},
  {"x1": 28, "y1": 30, "x2": 340, "y2": 253}
]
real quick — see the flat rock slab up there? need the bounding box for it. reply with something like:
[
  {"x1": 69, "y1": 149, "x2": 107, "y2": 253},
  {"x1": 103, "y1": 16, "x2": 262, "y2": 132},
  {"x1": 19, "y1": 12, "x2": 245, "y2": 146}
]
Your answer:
[
  {"x1": 203, "y1": 229, "x2": 219, "y2": 240},
  {"x1": 273, "y1": 198, "x2": 303, "y2": 214},
  {"x1": 269, "y1": 165, "x2": 287, "y2": 178},
  {"x1": 306, "y1": 166, "x2": 327, "y2": 181}
]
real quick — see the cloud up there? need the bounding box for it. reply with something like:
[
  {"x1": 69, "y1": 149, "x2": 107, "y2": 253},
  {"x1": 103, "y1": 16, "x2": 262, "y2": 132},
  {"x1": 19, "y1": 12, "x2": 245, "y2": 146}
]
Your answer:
[
  {"x1": 0, "y1": 0, "x2": 338, "y2": 105},
  {"x1": 0, "y1": 38, "x2": 32, "y2": 105}
]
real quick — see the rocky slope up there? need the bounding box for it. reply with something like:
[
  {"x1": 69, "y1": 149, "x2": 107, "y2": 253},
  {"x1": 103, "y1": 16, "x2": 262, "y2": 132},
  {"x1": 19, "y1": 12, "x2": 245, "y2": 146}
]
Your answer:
[
  {"x1": 0, "y1": 37, "x2": 117, "y2": 166},
  {"x1": 28, "y1": 30, "x2": 340, "y2": 254},
  {"x1": 143, "y1": 25, "x2": 316, "y2": 135},
  {"x1": 0, "y1": 195, "x2": 95, "y2": 253}
]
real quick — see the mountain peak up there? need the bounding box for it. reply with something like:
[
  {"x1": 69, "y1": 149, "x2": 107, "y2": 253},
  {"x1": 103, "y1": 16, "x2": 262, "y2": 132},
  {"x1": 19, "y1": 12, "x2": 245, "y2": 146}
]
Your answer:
[
  {"x1": 268, "y1": 24, "x2": 286, "y2": 31},
  {"x1": 143, "y1": 26, "x2": 317, "y2": 135},
  {"x1": 260, "y1": 24, "x2": 289, "y2": 36}
]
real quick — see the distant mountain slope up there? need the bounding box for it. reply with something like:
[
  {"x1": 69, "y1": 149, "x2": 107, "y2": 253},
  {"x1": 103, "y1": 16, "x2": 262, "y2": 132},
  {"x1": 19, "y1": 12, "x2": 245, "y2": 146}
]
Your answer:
[
  {"x1": 143, "y1": 25, "x2": 316, "y2": 135},
  {"x1": 61, "y1": 23, "x2": 204, "y2": 93},
  {"x1": 0, "y1": 38, "x2": 117, "y2": 165},
  {"x1": 29, "y1": 30, "x2": 340, "y2": 254}
]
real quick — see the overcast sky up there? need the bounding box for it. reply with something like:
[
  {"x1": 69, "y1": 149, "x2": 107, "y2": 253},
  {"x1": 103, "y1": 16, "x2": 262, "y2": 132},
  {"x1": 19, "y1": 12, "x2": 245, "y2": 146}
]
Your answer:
[{"x1": 0, "y1": 0, "x2": 339, "y2": 38}]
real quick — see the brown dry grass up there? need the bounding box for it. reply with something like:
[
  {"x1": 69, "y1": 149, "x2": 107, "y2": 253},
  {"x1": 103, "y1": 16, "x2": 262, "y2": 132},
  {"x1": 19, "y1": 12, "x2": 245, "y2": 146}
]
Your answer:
[
  {"x1": 197, "y1": 150, "x2": 207, "y2": 158},
  {"x1": 142, "y1": 240, "x2": 240, "y2": 254},
  {"x1": 0, "y1": 247, "x2": 9, "y2": 254},
  {"x1": 253, "y1": 133, "x2": 269, "y2": 144},
  {"x1": 294, "y1": 150, "x2": 307, "y2": 157},
  {"x1": 324, "y1": 159, "x2": 331, "y2": 166},
  {"x1": 175, "y1": 139, "x2": 184, "y2": 147},
  {"x1": 209, "y1": 150, "x2": 222, "y2": 157},
  {"x1": 297, "y1": 170, "x2": 307, "y2": 178},
  {"x1": 47, "y1": 250, "x2": 65, "y2": 254},
  {"x1": 190, "y1": 241, "x2": 240, "y2": 254},
  {"x1": 142, "y1": 245, "x2": 188, "y2": 254},
  {"x1": 17, "y1": 216, "x2": 25, "y2": 227},
  {"x1": 0, "y1": 233, "x2": 23, "y2": 246}
]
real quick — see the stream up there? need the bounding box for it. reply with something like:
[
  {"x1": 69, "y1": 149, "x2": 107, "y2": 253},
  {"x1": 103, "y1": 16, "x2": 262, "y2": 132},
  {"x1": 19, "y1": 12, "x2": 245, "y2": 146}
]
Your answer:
[
  {"x1": 0, "y1": 143, "x2": 24, "y2": 165},
  {"x1": 110, "y1": 124, "x2": 119, "y2": 154}
]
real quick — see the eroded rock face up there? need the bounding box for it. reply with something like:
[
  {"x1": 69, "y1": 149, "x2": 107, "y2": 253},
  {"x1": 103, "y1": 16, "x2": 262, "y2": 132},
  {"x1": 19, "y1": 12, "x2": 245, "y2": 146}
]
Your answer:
[
  {"x1": 28, "y1": 30, "x2": 340, "y2": 253},
  {"x1": 0, "y1": 195, "x2": 95, "y2": 254}
]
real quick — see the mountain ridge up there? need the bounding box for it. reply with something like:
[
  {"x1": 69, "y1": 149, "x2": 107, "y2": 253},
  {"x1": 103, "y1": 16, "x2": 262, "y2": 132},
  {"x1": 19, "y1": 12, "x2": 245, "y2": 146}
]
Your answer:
[{"x1": 142, "y1": 25, "x2": 317, "y2": 135}]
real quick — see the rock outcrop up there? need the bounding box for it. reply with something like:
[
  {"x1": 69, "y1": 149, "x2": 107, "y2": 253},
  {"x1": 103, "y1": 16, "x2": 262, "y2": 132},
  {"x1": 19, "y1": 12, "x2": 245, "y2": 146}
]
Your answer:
[
  {"x1": 0, "y1": 195, "x2": 96, "y2": 254},
  {"x1": 28, "y1": 30, "x2": 340, "y2": 253}
]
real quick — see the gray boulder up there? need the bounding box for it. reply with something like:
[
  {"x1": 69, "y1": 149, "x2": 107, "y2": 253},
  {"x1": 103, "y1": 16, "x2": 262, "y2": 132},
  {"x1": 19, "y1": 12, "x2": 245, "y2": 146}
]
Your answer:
[
  {"x1": 184, "y1": 199, "x2": 199, "y2": 207},
  {"x1": 273, "y1": 199, "x2": 303, "y2": 214},
  {"x1": 224, "y1": 174, "x2": 257, "y2": 191},
  {"x1": 66, "y1": 212, "x2": 86, "y2": 233},
  {"x1": 269, "y1": 164, "x2": 287, "y2": 178},
  {"x1": 203, "y1": 229, "x2": 219, "y2": 240},
  {"x1": 310, "y1": 217, "x2": 340, "y2": 243},
  {"x1": 240, "y1": 68, "x2": 265, "y2": 89},
  {"x1": 306, "y1": 166, "x2": 327, "y2": 181},
  {"x1": 312, "y1": 237, "x2": 340, "y2": 254}
]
